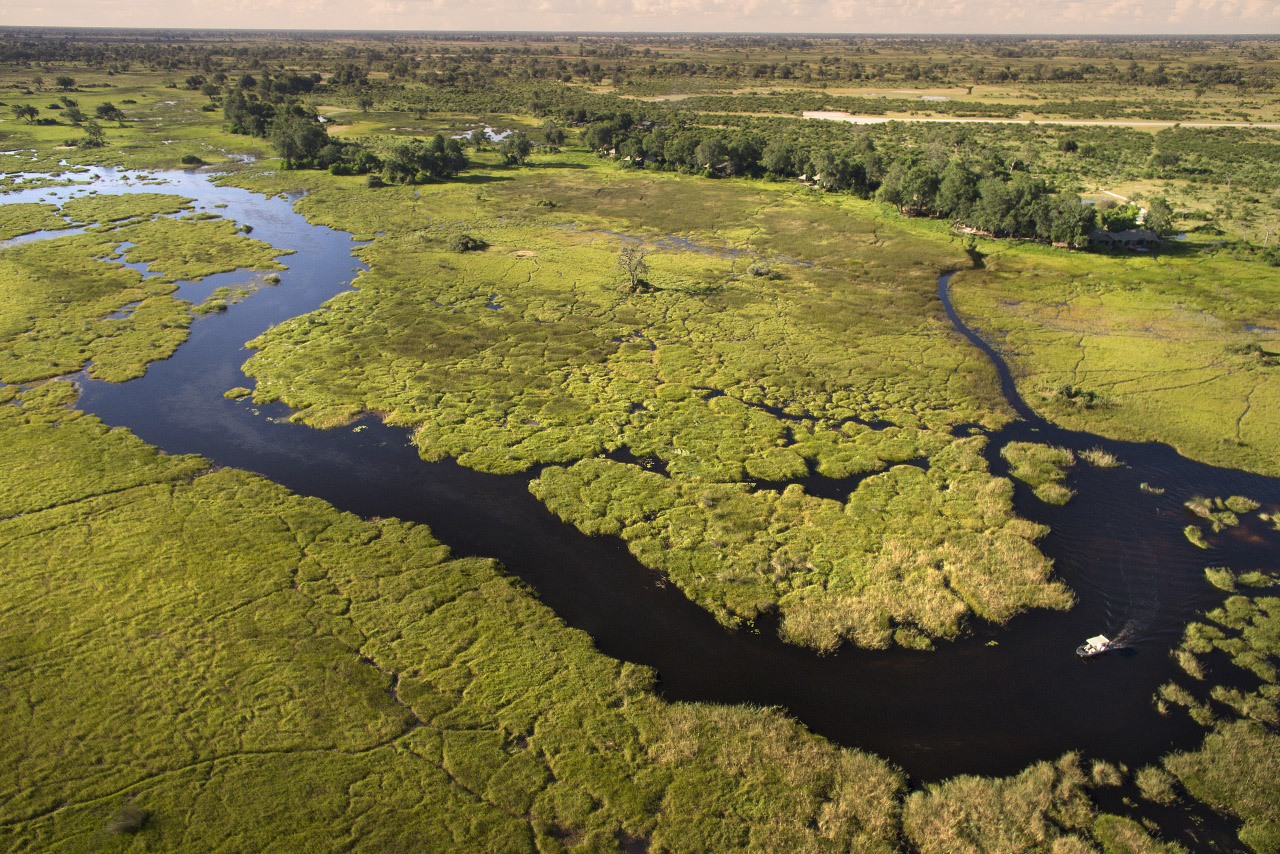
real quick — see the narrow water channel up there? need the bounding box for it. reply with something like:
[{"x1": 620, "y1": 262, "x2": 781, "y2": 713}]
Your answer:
[{"x1": 34, "y1": 168, "x2": 1276, "y2": 786}]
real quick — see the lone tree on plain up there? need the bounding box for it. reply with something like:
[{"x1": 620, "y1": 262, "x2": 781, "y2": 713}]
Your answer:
[
  {"x1": 617, "y1": 246, "x2": 652, "y2": 294},
  {"x1": 11, "y1": 104, "x2": 38, "y2": 123},
  {"x1": 95, "y1": 102, "x2": 127, "y2": 127},
  {"x1": 54, "y1": 75, "x2": 75, "y2": 91},
  {"x1": 499, "y1": 131, "x2": 533, "y2": 166},
  {"x1": 78, "y1": 120, "x2": 107, "y2": 148}
]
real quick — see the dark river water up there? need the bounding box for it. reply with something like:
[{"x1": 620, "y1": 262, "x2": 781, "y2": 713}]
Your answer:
[{"x1": 19, "y1": 166, "x2": 1274, "y2": 796}]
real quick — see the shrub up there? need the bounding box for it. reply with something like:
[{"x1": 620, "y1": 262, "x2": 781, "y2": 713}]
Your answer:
[
  {"x1": 106, "y1": 805, "x2": 150, "y2": 834},
  {"x1": 747, "y1": 263, "x2": 782, "y2": 280},
  {"x1": 1081, "y1": 447, "x2": 1121, "y2": 467},
  {"x1": 1136, "y1": 766, "x2": 1179, "y2": 804},
  {"x1": 450, "y1": 234, "x2": 488, "y2": 253}
]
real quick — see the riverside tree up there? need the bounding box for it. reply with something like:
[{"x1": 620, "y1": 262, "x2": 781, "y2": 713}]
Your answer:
[
  {"x1": 270, "y1": 111, "x2": 328, "y2": 168},
  {"x1": 499, "y1": 131, "x2": 533, "y2": 165}
]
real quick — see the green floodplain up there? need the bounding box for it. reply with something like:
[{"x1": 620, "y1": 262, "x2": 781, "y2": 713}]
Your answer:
[{"x1": 1, "y1": 29, "x2": 1279, "y2": 853}]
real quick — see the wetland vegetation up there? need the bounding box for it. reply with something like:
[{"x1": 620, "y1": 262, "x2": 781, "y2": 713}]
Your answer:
[{"x1": 1, "y1": 28, "x2": 1279, "y2": 853}]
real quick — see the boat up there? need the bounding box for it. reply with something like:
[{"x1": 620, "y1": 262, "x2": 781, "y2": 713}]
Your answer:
[{"x1": 1076, "y1": 634, "x2": 1112, "y2": 658}]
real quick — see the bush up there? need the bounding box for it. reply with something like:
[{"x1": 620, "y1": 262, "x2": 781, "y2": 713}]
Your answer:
[
  {"x1": 106, "y1": 805, "x2": 150, "y2": 834},
  {"x1": 450, "y1": 234, "x2": 488, "y2": 253},
  {"x1": 1136, "y1": 766, "x2": 1179, "y2": 804},
  {"x1": 747, "y1": 263, "x2": 782, "y2": 280},
  {"x1": 366, "y1": 174, "x2": 385, "y2": 188},
  {"x1": 179, "y1": 154, "x2": 205, "y2": 166}
]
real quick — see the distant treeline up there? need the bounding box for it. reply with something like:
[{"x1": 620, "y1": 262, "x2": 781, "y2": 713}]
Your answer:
[
  {"x1": 577, "y1": 115, "x2": 1104, "y2": 245},
  {"x1": 1, "y1": 32, "x2": 1276, "y2": 92}
]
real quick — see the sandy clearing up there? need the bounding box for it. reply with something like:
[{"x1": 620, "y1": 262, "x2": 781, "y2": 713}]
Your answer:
[{"x1": 804, "y1": 110, "x2": 1280, "y2": 130}]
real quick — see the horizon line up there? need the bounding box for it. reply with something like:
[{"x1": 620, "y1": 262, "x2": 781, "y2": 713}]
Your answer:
[{"x1": 2, "y1": 25, "x2": 1279, "y2": 39}]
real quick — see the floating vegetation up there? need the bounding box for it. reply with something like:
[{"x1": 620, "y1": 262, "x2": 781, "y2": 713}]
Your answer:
[
  {"x1": 1001, "y1": 441, "x2": 1076, "y2": 505},
  {"x1": 1185, "y1": 495, "x2": 1240, "y2": 532},
  {"x1": 1205, "y1": 567, "x2": 1237, "y2": 591},
  {"x1": 1080, "y1": 446, "x2": 1122, "y2": 468},
  {"x1": 223, "y1": 386, "x2": 252, "y2": 399},
  {"x1": 0, "y1": 201, "x2": 73, "y2": 240},
  {"x1": 449, "y1": 233, "x2": 487, "y2": 252},
  {"x1": 1160, "y1": 592, "x2": 1280, "y2": 852},
  {"x1": 1224, "y1": 495, "x2": 1261, "y2": 514},
  {"x1": 1140, "y1": 482, "x2": 1166, "y2": 495},
  {"x1": 533, "y1": 436, "x2": 1071, "y2": 651},
  {"x1": 1183, "y1": 525, "x2": 1211, "y2": 549}
]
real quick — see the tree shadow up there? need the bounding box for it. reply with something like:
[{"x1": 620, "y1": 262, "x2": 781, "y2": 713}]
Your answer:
[
  {"x1": 655, "y1": 281, "x2": 724, "y2": 297},
  {"x1": 453, "y1": 174, "x2": 515, "y2": 185}
]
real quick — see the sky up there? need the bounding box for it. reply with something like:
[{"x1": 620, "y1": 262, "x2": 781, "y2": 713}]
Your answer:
[{"x1": 5, "y1": 0, "x2": 1279, "y2": 35}]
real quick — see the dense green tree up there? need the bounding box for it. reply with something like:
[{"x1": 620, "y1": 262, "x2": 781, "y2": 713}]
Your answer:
[
  {"x1": 1100, "y1": 202, "x2": 1140, "y2": 232},
  {"x1": 1146, "y1": 196, "x2": 1175, "y2": 235},
  {"x1": 10, "y1": 104, "x2": 38, "y2": 123},
  {"x1": 54, "y1": 75, "x2": 75, "y2": 90},
  {"x1": 95, "y1": 102, "x2": 127, "y2": 127},
  {"x1": 1047, "y1": 194, "x2": 1097, "y2": 246},
  {"x1": 761, "y1": 140, "x2": 798, "y2": 176},
  {"x1": 542, "y1": 119, "x2": 566, "y2": 147},
  {"x1": 78, "y1": 119, "x2": 106, "y2": 148},
  {"x1": 726, "y1": 136, "x2": 762, "y2": 176},
  {"x1": 936, "y1": 162, "x2": 979, "y2": 221},
  {"x1": 499, "y1": 131, "x2": 533, "y2": 165},
  {"x1": 383, "y1": 135, "x2": 468, "y2": 183},
  {"x1": 694, "y1": 136, "x2": 727, "y2": 169},
  {"x1": 270, "y1": 111, "x2": 329, "y2": 169},
  {"x1": 223, "y1": 90, "x2": 275, "y2": 137}
]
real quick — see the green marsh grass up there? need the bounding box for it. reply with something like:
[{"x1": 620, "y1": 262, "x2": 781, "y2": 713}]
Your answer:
[
  {"x1": 0, "y1": 202, "x2": 74, "y2": 240},
  {"x1": 2, "y1": 51, "x2": 1278, "y2": 853},
  {"x1": 1000, "y1": 442, "x2": 1077, "y2": 505},
  {"x1": 949, "y1": 245, "x2": 1280, "y2": 477},
  {"x1": 0, "y1": 383, "x2": 911, "y2": 854},
  {"x1": 0, "y1": 209, "x2": 289, "y2": 384}
]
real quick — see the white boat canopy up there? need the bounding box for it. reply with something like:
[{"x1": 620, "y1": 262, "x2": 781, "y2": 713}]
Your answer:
[{"x1": 1086, "y1": 635, "x2": 1111, "y2": 648}]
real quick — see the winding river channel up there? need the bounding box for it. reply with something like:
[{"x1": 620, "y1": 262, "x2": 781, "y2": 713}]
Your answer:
[{"x1": 9, "y1": 164, "x2": 1278, "y2": 788}]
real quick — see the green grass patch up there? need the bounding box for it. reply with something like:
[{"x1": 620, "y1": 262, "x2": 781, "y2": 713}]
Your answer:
[
  {"x1": 0, "y1": 202, "x2": 73, "y2": 240},
  {"x1": 1001, "y1": 441, "x2": 1076, "y2": 505}
]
